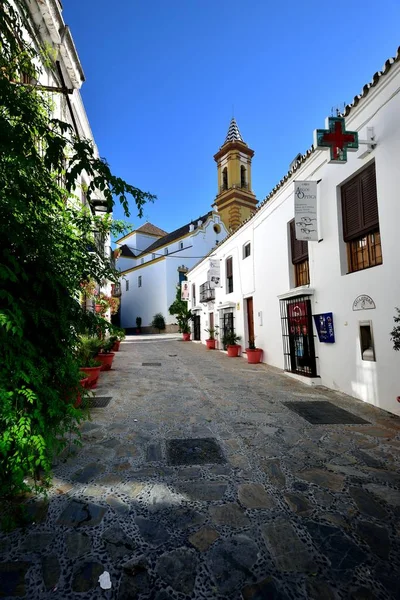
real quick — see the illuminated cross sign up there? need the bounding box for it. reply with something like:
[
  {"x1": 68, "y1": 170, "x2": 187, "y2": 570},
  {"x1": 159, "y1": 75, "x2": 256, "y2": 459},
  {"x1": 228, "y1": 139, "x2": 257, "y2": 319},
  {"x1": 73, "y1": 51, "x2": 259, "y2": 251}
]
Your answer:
[{"x1": 314, "y1": 116, "x2": 358, "y2": 163}]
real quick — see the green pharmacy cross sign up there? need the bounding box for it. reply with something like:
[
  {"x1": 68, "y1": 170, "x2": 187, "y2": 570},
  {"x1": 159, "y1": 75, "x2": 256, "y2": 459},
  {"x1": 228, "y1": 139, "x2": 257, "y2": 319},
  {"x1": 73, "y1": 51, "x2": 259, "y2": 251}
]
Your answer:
[{"x1": 314, "y1": 116, "x2": 359, "y2": 163}]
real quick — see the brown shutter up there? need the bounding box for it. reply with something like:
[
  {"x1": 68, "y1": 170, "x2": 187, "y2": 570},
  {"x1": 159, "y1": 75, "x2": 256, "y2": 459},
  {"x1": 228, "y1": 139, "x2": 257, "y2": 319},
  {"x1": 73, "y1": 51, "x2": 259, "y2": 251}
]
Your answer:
[
  {"x1": 342, "y1": 162, "x2": 379, "y2": 242},
  {"x1": 290, "y1": 220, "x2": 308, "y2": 264},
  {"x1": 226, "y1": 257, "x2": 233, "y2": 277}
]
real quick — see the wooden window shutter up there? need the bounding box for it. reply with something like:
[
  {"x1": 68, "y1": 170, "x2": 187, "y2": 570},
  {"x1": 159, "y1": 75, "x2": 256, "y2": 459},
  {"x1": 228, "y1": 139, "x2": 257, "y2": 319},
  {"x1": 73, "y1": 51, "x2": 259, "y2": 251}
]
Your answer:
[
  {"x1": 290, "y1": 220, "x2": 308, "y2": 264},
  {"x1": 342, "y1": 162, "x2": 379, "y2": 241},
  {"x1": 226, "y1": 257, "x2": 233, "y2": 277}
]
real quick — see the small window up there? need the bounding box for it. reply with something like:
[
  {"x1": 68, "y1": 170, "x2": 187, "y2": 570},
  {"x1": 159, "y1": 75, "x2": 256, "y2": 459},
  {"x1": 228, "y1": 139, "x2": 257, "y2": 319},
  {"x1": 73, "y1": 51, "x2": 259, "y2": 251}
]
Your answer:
[
  {"x1": 152, "y1": 253, "x2": 156, "y2": 260},
  {"x1": 243, "y1": 243, "x2": 251, "y2": 259},
  {"x1": 125, "y1": 279, "x2": 129, "y2": 292},
  {"x1": 290, "y1": 220, "x2": 309, "y2": 286},
  {"x1": 240, "y1": 165, "x2": 247, "y2": 188},
  {"x1": 138, "y1": 276, "x2": 142, "y2": 288},
  {"x1": 222, "y1": 167, "x2": 228, "y2": 191},
  {"x1": 164, "y1": 248, "x2": 168, "y2": 255},
  {"x1": 359, "y1": 321, "x2": 375, "y2": 361},
  {"x1": 226, "y1": 257, "x2": 233, "y2": 294},
  {"x1": 141, "y1": 258, "x2": 144, "y2": 264},
  {"x1": 179, "y1": 241, "x2": 184, "y2": 250},
  {"x1": 213, "y1": 224, "x2": 221, "y2": 234}
]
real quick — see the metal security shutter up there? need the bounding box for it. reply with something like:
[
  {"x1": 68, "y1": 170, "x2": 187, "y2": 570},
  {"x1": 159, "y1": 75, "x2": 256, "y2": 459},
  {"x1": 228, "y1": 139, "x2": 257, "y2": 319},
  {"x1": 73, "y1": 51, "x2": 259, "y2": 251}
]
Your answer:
[
  {"x1": 290, "y1": 220, "x2": 308, "y2": 264},
  {"x1": 342, "y1": 162, "x2": 378, "y2": 242}
]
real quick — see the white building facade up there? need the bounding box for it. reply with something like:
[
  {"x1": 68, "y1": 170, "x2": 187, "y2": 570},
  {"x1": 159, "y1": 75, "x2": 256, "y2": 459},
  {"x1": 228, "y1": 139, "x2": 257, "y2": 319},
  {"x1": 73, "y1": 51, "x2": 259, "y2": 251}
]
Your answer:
[
  {"x1": 117, "y1": 213, "x2": 227, "y2": 332},
  {"x1": 188, "y1": 49, "x2": 400, "y2": 416}
]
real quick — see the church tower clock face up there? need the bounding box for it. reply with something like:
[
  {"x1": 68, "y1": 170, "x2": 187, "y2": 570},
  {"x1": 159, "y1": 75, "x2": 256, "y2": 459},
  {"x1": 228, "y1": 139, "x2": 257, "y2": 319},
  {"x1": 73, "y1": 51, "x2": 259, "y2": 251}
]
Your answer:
[{"x1": 213, "y1": 118, "x2": 258, "y2": 232}]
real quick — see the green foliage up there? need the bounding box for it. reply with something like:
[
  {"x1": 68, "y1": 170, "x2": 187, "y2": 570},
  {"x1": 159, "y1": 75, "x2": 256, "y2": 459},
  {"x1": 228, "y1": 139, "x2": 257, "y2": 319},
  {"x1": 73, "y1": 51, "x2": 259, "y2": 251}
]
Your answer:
[
  {"x1": 0, "y1": 0, "x2": 155, "y2": 502},
  {"x1": 391, "y1": 307, "x2": 400, "y2": 351},
  {"x1": 168, "y1": 285, "x2": 193, "y2": 333},
  {"x1": 152, "y1": 313, "x2": 166, "y2": 333},
  {"x1": 222, "y1": 332, "x2": 241, "y2": 347},
  {"x1": 204, "y1": 327, "x2": 219, "y2": 340}
]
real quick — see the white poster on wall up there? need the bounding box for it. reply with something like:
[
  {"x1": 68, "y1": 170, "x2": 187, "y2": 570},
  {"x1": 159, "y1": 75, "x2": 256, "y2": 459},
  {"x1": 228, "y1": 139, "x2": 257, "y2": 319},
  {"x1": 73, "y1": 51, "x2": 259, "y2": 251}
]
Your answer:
[
  {"x1": 294, "y1": 181, "x2": 318, "y2": 241},
  {"x1": 207, "y1": 259, "x2": 221, "y2": 288},
  {"x1": 181, "y1": 281, "x2": 190, "y2": 301}
]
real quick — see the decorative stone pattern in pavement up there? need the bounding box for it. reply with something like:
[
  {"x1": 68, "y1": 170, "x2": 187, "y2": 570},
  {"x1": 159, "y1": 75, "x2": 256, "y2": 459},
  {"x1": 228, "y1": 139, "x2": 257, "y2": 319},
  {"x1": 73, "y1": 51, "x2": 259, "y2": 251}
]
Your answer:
[{"x1": 1, "y1": 335, "x2": 400, "y2": 599}]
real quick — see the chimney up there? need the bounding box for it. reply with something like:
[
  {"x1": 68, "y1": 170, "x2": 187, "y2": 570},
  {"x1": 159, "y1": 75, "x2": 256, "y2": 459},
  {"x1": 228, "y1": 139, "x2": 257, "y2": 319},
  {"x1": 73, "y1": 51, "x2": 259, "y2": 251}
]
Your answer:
[{"x1": 189, "y1": 223, "x2": 195, "y2": 232}]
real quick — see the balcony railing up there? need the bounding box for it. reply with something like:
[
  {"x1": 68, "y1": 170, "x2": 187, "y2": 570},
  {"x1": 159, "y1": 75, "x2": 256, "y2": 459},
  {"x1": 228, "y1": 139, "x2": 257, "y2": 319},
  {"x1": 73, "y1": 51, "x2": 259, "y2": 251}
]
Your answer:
[
  {"x1": 219, "y1": 182, "x2": 249, "y2": 194},
  {"x1": 200, "y1": 282, "x2": 215, "y2": 303}
]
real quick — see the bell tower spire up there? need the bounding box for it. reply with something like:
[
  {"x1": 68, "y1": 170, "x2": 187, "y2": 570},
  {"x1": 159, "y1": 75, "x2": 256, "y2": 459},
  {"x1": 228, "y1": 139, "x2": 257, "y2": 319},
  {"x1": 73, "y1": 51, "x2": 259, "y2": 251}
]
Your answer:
[{"x1": 212, "y1": 118, "x2": 258, "y2": 231}]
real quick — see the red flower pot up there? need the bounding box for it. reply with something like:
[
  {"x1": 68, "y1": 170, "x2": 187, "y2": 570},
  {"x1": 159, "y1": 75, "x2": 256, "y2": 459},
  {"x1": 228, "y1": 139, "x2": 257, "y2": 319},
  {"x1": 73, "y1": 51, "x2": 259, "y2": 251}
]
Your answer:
[
  {"x1": 95, "y1": 304, "x2": 103, "y2": 314},
  {"x1": 206, "y1": 339, "x2": 216, "y2": 350},
  {"x1": 246, "y1": 348, "x2": 263, "y2": 364},
  {"x1": 79, "y1": 366, "x2": 101, "y2": 389},
  {"x1": 227, "y1": 344, "x2": 241, "y2": 357},
  {"x1": 183, "y1": 333, "x2": 191, "y2": 342},
  {"x1": 112, "y1": 340, "x2": 121, "y2": 352},
  {"x1": 95, "y1": 352, "x2": 115, "y2": 371}
]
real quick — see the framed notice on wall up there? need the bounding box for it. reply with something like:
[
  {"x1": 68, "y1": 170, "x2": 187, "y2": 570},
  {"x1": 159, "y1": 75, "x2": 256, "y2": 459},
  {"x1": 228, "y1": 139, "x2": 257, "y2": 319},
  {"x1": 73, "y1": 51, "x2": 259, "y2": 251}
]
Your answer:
[{"x1": 313, "y1": 312, "x2": 335, "y2": 343}]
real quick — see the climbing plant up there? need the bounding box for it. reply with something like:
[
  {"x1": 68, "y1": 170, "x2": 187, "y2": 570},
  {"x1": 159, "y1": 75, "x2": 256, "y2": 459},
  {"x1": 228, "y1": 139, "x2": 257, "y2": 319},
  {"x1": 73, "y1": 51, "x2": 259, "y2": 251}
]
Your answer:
[
  {"x1": 390, "y1": 308, "x2": 400, "y2": 351},
  {"x1": 0, "y1": 0, "x2": 155, "y2": 504}
]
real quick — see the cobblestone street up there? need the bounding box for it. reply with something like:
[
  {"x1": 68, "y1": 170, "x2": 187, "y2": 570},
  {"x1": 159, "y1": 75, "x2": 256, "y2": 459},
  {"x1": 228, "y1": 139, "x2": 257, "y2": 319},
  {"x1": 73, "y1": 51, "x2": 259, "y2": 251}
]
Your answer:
[{"x1": 1, "y1": 336, "x2": 400, "y2": 599}]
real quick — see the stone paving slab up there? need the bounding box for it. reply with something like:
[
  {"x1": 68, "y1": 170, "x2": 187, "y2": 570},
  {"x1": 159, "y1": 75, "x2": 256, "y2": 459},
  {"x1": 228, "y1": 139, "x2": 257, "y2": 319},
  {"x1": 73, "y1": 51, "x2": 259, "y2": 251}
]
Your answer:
[{"x1": 1, "y1": 336, "x2": 400, "y2": 599}]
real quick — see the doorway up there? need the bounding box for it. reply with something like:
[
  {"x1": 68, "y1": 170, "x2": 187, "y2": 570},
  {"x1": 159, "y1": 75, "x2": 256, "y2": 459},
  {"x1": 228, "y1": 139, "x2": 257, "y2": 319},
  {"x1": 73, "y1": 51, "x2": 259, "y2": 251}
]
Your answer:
[
  {"x1": 246, "y1": 297, "x2": 254, "y2": 345},
  {"x1": 193, "y1": 314, "x2": 201, "y2": 341},
  {"x1": 280, "y1": 296, "x2": 317, "y2": 377}
]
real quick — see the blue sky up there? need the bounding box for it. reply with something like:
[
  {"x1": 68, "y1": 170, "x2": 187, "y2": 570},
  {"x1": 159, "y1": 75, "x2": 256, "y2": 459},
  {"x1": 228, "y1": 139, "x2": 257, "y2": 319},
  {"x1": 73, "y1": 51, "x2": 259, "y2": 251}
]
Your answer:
[{"x1": 63, "y1": 0, "x2": 400, "y2": 236}]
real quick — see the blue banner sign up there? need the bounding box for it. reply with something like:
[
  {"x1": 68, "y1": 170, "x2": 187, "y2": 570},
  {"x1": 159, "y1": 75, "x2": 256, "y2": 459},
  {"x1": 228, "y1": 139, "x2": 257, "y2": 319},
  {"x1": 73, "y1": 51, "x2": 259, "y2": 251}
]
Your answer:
[{"x1": 313, "y1": 312, "x2": 335, "y2": 343}]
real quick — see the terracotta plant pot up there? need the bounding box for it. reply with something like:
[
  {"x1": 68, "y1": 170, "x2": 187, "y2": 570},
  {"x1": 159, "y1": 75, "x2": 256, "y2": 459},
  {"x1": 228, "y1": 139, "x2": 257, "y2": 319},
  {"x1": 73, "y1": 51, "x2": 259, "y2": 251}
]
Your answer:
[
  {"x1": 136, "y1": 328, "x2": 141, "y2": 334},
  {"x1": 79, "y1": 377, "x2": 90, "y2": 389},
  {"x1": 95, "y1": 304, "x2": 103, "y2": 314},
  {"x1": 79, "y1": 366, "x2": 101, "y2": 389},
  {"x1": 206, "y1": 339, "x2": 216, "y2": 350},
  {"x1": 95, "y1": 352, "x2": 115, "y2": 371},
  {"x1": 227, "y1": 344, "x2": 241, "y2": 357},
  {"x1": 246, "y1": 348, "x2": 263, "y2": 364},
  {"x1": 112, "y1": 340, "x2": 121, "y2": 352},
  {"x1": 182, "y1": 333, "x2": 191, "y2": 341}
]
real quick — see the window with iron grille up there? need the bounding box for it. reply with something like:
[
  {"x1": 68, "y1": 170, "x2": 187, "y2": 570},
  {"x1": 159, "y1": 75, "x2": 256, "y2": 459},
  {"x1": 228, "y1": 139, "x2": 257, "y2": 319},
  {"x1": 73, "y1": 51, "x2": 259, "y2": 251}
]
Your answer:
[
  {"x1": 125, "y1": 279, "x2": 129, "y2": 292},
  {"x1": 138, "y1": 276, "x2": 142, "y2": 288},
  {"x1": 243, "y1": 242, "x2": 251, "y2": 259},
  {"x1": 226, "y1": 257, "x2": 233, "y2": 293},
  {"x1": 341, "y1": 162, "x2": 382, "y2": 273},
  {"x1": 290, "y1": 220, "x2": 309, "y2": 286}
]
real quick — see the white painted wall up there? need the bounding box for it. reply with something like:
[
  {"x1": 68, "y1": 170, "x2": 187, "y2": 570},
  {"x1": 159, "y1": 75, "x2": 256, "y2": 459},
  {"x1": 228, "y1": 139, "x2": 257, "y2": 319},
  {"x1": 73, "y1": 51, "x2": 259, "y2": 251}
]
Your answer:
[
  {"x1": 120, "y1": 214, "x2": 228, "y2": 329},
  {"x1": 188, "y1": 59, "x2": 400, "y2": 416}
]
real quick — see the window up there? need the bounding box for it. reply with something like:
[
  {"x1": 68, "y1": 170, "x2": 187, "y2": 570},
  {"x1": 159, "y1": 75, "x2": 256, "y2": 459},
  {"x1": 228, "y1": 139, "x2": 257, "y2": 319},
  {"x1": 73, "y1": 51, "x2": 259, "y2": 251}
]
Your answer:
[
  {"x1": 222, "y1": 167, "x2": 228, "y2": 191},
  {"x1": 125, "y1": 279, "x2": 129, "y2": 292},
  {"x1": 179, "y1": 241, "x2": 184, "y2": 250},
  {"x1": 138, "y1": 276, "x2": 142, "y2": 288},
  {"x1": 192, "y1": 283, "x2": 196, "y2": 307},
  {"x1": 341, "y1": 162, "x2": 382, "y2": 273},
  {"x1": 243, "y1": 242, "x2": 251, "y2": 259},
  {"x1": 164, "y1": 248, "x2": 168, "y2": 255},
  {"x1": 359, "y1": 321, "x2": 375, "y2": 361},
  {"x1": 226, "y1": 257, "x2": 233, "y2": 293},
  {"x1": 240, "y1": 165, "x2": 247, "y2": 188},
  {"x1": 290, "y1": 220, "x2": 309, "y2": 286}
]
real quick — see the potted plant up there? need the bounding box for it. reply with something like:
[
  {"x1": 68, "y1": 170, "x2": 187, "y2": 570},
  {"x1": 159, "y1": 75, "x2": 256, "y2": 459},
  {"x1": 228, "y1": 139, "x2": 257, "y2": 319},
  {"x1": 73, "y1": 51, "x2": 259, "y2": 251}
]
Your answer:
[
  {"x1": 152, "y1": 312, "x2": 166, "y2": 334},
  {"x1": 94, "y1": 291, "x2": 109, "y2": 315},
  {"x1": 390, "y1": 308, "x2": 400, "y2": 402},
  {"x1": 222, "y1": 332, "x2": 241, "y2": 357},
  {"x1": 181, "y1": 322, "x2": 191, "y2": 342},
  {"x1": 110, "y1": 328, "x2": 125, "y2": 352},
  {"x1": 136, "y1": 316, "x2": 142, "y2": 334},
  {"x1": 78, "y1": 336, "x2": 103, "y2": 388},
  {"x1": 95, "y1": 337, "x2": 116, "y2": 371},
  {"x1": 246, "y1": 338, "x2": 263, "y2": 364},
  {"x1": 205, "y1": 327, "x2": 218, "y2": 350}
]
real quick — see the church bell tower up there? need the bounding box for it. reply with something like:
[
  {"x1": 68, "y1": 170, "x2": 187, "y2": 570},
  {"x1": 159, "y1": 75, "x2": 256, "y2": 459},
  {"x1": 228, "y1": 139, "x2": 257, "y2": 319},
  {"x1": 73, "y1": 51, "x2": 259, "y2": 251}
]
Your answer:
[{"x1": 213, "y1": 118, "x2": 258, "y2": 231}]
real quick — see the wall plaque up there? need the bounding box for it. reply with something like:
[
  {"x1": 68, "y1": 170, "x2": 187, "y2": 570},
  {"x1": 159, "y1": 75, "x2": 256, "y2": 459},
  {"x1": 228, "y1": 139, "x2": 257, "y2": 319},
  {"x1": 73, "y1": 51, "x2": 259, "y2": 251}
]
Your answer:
[{"x1": 352, "y1": 295, "x2": 376, "y2": 311}]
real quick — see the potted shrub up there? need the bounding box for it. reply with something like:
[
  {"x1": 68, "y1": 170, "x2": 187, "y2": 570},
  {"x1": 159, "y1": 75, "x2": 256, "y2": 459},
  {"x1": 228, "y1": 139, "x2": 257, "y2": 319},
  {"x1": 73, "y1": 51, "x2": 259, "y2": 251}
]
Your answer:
[
  {"x1": 136, "y1": 316, "x2": 142, "y2": 334},
  {"x1": 181, "y1": 323, "x2": 191, "y2": 342},
  {"x1": 223, "y1": 332, "x2": 241, "y2": 357},
  {"x1": 205, "y1": 327, "x2": 218, "y2": 350},
  {"x1": 152, "y1": 312, "x2": 166, "y2": 334},
  {"x1": 111, "y1": 328, "x2": 125, "y2": 351},
  {"x1": 78, "y1": 336, "x2": 103, "y2": 388},
  {"x1": 95, "y1": 337, "x2": 116, "y2": 371},
  {"x1": 246, "y1": 338, "x2": 263, "y2": 364}
]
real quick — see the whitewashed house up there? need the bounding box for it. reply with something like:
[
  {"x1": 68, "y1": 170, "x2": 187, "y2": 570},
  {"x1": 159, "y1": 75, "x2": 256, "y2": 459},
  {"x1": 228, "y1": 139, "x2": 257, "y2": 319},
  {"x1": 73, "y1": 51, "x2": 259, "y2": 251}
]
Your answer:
[
  {"x1": 188, "y1": 48, "x2": 400, "y2": 416},
  {"x1": 117, "y1": 213, "x2": 227, "y2": 332},
  {"x1": 21, "y1": 0, "x2": 113, "y2": 305}
]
